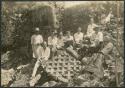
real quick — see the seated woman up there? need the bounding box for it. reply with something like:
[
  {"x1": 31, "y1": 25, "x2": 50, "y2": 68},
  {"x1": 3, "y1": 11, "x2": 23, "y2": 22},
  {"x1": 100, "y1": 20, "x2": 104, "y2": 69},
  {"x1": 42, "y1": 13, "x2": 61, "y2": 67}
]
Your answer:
[
  {"x1": 57, "y1": 32, "x2": 65, "y2": 49},
  {"x1": 63, "y1": 31, "x2": 74, "y2": 48},
  {"x1": 31, "y1": 41, "x2": 50, "y2": 80}
]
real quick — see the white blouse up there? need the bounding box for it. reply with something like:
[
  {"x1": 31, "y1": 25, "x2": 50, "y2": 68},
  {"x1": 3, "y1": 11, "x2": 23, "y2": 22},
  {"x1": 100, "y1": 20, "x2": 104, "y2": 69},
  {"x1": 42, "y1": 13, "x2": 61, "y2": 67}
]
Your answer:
[
  {"x1": 74, "y1": 32, "x2": 83, "y2": 44},
  {"x1": 31, "y1": 34, "x2": 43, "y2": 45},
  {"x1": 48, "y1": 36, "x2": 58, "y2": 46}
]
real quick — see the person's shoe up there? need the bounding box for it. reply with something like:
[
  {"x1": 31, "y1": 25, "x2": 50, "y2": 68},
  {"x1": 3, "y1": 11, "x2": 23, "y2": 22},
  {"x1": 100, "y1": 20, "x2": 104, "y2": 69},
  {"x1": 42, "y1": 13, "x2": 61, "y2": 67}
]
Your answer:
[{"x1": 29, "y1": 74, "x2": 41, "y2": 87}]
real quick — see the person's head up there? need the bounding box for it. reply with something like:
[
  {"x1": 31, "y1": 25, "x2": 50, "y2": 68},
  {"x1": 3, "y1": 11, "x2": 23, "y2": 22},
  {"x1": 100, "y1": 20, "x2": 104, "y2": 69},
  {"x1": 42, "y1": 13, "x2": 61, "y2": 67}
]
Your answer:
[
  {"x1": 59, "y1": 31, "x2": 63, "y2": 37},
  {"x1": 67, "y1": 31, "x2": 71, "y2": 36},
  {"x1": 90, "y1": 18, "x2": 94, "y2": 24},
  {"x1": 53, "y1": 29, "x2": 58, "y2": 35},
  {"x1": 42, "y1": 41, "x2": 47, "y2": 49},
  {"x1": 51, "y1": 31, "x2": 55, "y2": 37},
  {"x1": 35, "y1": 27, "x2": 40, "y2": 34},
  {"x1": 93, "y1": 27, "x2": 99, "y2": 33},
  {"x1": 77, "y1": 27, "x2": 82, "y2": 33},
  {"x1": 104, "y1": 36, "x2": 111, "y2": 43}
]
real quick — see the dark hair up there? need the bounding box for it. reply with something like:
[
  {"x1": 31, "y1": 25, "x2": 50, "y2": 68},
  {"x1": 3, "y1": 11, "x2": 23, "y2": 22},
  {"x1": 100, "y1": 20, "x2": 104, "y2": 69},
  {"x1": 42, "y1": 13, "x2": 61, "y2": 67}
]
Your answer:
[
  {"x1": 41, "y1": 41, "x2": 47, "y2": 46},
  {"x1": 93, "y1": 27, "x2": 99, "y2": 31}
]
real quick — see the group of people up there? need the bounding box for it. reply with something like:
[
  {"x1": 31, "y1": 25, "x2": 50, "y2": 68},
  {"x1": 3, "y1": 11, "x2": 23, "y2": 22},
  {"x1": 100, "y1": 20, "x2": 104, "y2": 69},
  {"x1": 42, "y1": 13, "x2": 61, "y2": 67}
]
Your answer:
[
  {"x1": 30, "y1": 17, "x2": 104, "y2": 82},
  {"x1": 31, "y1": 10, "x2": 112, "y2": 85}
]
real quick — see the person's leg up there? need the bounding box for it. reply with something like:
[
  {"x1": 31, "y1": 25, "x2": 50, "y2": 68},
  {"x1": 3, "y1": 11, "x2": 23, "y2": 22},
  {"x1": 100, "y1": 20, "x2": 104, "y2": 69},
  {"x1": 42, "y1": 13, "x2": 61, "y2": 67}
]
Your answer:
[
  {"x1": 31, "y1": 60, "x2": 40, "y2": 78},
  {"x1": 29, "y1": 74, "x2": 41, "y2": 87},
  {"x1": 32, "y1": 45, "x2": 35, "y2": 58}
]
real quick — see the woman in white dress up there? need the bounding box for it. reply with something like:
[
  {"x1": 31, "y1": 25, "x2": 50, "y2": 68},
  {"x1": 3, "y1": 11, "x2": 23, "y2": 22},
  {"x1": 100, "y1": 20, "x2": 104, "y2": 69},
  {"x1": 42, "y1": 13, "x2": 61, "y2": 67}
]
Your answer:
[{"x1": 31, "y1": 27, "x2": 43, "y2": 59}]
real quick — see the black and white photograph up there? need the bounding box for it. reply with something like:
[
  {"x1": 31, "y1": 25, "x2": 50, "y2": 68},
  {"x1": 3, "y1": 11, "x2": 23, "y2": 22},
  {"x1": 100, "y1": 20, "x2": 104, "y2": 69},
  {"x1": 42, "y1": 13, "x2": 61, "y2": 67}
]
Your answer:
[{"x1": 1, "y1": 0, "x2": 124, "y2": 87}]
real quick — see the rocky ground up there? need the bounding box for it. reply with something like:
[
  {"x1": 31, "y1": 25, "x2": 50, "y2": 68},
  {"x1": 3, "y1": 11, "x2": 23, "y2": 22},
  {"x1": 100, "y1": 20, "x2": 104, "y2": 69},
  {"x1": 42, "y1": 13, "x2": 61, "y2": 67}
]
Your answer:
[{"x1": 1, "y1": 46, "x2": 124, "y2": 87}]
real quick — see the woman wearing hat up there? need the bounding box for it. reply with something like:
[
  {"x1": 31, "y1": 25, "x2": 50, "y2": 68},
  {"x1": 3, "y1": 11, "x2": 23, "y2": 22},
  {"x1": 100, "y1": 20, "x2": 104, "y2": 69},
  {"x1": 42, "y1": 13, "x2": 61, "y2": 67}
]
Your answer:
[{"x1": 31, "y1": 27, "x2": 43, "y2": 59}]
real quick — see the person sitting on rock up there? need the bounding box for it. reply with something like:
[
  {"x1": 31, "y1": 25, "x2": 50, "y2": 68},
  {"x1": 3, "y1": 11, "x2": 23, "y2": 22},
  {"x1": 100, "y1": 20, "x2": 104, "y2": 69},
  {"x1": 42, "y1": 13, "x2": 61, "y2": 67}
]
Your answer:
[{"x1": 31, "y1": 41, "x2": 50, "y2": 79}]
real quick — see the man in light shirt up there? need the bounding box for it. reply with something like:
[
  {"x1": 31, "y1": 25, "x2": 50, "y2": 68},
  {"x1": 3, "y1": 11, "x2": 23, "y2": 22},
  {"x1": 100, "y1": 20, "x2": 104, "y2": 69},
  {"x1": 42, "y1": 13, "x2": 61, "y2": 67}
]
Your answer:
[
  {"x1": 86, "y1": 18, "x2": 98, "y2": 38},
  {"x1": 89, "y1": 26, "x2": 103, "y2": 54},
  {"x1": 91, "y1": 27, "x2": 103, "y2": 46},
  {"x1": 31, "y1": 41, "x2": 50, "y2": 79},
  {"x1": 74, "y1": 27, "x2": 84, "y2": 48},
  {"x1": 31, "y1": 27, "x2": 43, "y2": 59}
]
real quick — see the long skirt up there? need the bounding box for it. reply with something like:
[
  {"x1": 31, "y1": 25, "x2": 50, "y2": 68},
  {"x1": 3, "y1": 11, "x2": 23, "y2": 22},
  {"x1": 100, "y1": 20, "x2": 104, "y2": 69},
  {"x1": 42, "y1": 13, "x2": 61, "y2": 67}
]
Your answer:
[{"x1": 32, "y1": 44, "x2": 43, "y2": 59}]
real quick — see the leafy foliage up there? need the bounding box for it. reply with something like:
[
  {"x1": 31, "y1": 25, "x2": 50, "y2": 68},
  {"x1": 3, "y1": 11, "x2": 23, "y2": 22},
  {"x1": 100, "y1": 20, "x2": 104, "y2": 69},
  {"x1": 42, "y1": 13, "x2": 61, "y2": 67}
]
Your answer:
[
  {"x1": 62, "y1": 1, "x2": 124, "y2": 34},
  {"x1": 1, "y1": 2, "x2": 55, "y2": 52}
]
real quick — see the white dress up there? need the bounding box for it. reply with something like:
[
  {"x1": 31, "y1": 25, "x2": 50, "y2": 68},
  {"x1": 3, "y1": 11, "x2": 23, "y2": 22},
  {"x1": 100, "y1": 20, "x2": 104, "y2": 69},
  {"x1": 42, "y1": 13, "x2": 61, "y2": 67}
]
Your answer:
[
  {"x1": 48, "y1": 36, "x2": 58, "y2": 47},
  {"x1": 57, "y1": 37, "x2": 65, "y2": 48},
  {"x1": 31, "y1": 34, "x2": 43, "y2": 58}
]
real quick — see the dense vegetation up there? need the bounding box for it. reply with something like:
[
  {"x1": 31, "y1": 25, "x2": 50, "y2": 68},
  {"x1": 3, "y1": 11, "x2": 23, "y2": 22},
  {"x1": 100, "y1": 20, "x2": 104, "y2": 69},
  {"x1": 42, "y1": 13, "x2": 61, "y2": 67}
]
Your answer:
[
  {"x1": 1, "y1": 2, "x2": 55, "y2": 52},
  {"x1": 62, "y1": 1, "x2": 124, "y2": 33}
]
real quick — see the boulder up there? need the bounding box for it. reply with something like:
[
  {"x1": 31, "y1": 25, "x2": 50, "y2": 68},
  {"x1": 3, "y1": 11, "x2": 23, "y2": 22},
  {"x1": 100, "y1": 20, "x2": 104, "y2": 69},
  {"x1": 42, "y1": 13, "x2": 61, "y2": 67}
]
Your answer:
[
  {"x1": 10, "y1": 74, "x2": 30, "y2": 87},
  {"x1": 41, "y1": 81, "x2": 57, "y2": 87},
  {"x1": 1, "y1": 68, "x2": 15, "y2": 86},
  {"x1": 1, "y1": 51, "x2": 10, "y2": 64}
]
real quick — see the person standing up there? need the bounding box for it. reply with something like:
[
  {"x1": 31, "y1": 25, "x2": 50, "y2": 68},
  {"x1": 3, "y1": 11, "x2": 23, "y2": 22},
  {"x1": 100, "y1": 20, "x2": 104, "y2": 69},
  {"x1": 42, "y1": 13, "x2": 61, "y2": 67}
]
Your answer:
[
  {"x1": 31, "y1": 27, "x2": 43, "y2": 59},
  {"x1": 86, "y1": 18, "x2": 98, "y2": 38}
]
